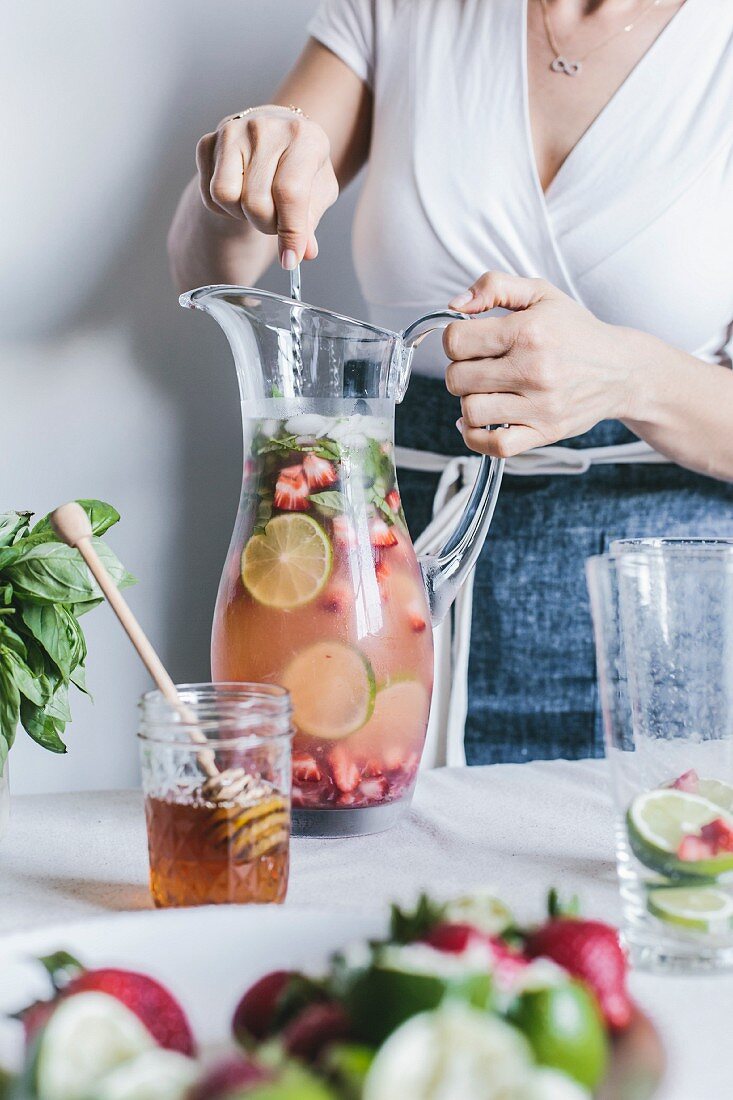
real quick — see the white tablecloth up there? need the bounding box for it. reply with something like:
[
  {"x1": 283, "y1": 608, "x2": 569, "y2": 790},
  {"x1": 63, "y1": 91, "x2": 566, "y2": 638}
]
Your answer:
[{"x1": 2, "y1": 760, "x2": 731, "y2": 1099}]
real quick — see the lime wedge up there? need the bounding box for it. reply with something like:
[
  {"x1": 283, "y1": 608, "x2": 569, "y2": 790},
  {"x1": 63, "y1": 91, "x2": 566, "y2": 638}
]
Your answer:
[
  {"x1": 35, "y1": 992, "x2": 154, "y2": 1100},
  {"x1": 242, "y1": 515, "x2": 332, "y2": 610},
  {"x1": 282, "y1": 642, "x2": 375, "y2": 739},
  {"x1": 648, "y1": 886, "x2": 733, "y2": 933},
  {"x1": 627, "y1": 789, "x2": 733, "y2": 879}
]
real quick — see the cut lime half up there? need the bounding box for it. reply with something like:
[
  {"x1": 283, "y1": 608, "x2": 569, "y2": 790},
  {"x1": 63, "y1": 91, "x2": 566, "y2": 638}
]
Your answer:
[
  {"x1": 627, "y1": 789, "x2": 733, "y2": 879},
  {"x1": 648, "y1": 886, "x2": 733, "y2": 934},
  {"x1": 242, "y1": 514, "x2": 332, "y2": 610},
  {"x1": 282, "y1": 641, "x2": 375, "y2": 740},
  {"x1": 35, "y1": 992, "x2": 154, "y2": 1100}
]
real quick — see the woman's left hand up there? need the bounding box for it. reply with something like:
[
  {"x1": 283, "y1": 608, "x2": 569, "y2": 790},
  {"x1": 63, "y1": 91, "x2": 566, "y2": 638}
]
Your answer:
[{"x1": 443, "y1": 271, "x2": 636, "y2": 457}]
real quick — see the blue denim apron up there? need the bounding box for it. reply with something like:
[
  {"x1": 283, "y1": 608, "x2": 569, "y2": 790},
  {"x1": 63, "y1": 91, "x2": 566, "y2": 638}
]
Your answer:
[{"x1": 396, "y1": 375, "x2": 733, "y2": 765}]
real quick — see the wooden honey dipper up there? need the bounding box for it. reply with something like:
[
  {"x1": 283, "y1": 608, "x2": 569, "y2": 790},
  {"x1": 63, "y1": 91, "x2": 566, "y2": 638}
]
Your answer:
[{"x1": 50, "y1": 503, "x2": 289, "y2": 860}]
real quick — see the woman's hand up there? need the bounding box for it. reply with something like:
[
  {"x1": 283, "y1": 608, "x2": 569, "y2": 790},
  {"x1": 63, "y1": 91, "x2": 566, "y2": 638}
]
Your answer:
[
  {"x1": 443, "y1": 272, "x2": 636, "y2": 457},
  {"x1": 195, "y1": 105, "x2": 339, "y2": 269}
]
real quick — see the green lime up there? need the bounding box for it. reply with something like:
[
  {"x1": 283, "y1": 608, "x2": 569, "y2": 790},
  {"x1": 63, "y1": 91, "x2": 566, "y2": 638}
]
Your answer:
[
  {"x1": 508, "y1": 982, "x2": 607, "y2": 1091},
  {"x1": 648, "y1": 885, "x2": 733, "y2": 933},
  {"x1": 94, "y1": 1050, "x2": 197, "y2": 1100},
  {"x1": 34, "y1": 992, "x2": 154, "y2": 1100},
  {"x1": 322, "y1": 1045, "x2": 375, "y2": 1100},
  {"x1": 282, "y1": 642, "x2": 375, "y2": 740},
  {"x1": 242, "y1": 514, "x2": 332, "y2": 609},
  {"x1": 248, "y1": 1064, "x2": 338, "y2": 1100},
  {"x1": 444, "y1": 891, "x2": 514, "y2": 937},
  {"x1": 363, "y1": 1004, "x2": 532, "y2": 1100},
  {"x1": 343, "y1": 945, "x2": 492, "y2": 1046},
  {"x1": 627, "y1": 789, "x2": 733, "y2": 879}
]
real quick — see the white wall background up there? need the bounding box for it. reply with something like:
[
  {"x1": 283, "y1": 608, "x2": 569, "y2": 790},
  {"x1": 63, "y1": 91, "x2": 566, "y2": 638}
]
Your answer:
[{"x1": 2, "y1": 0, "x2": 367, "y2": 794}]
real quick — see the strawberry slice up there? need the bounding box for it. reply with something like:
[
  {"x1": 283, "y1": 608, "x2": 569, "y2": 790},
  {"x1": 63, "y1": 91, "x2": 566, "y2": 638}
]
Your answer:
[
  {"x1": 303, "y1": 453, "x2": 337, "y2": 490},
  {"x1": 329, "y1": 745, "x2": 360, "y2": 793},
  {"x1": 369, "y1": 517, "x2": 398, "y2": 548},
  {"x1": 408, "y1": 609, "x2": 428, "y2": 633},
  {"x1": 332, "y1": 516, "x2": 357, "y2": 547},
  {"x1": 670, "y1": 769, "x2": 699, "y2": 793},
  {"x1": 274, "y1": 465, "x2": 309, "y2": 511},
  {"x1": 359, "y1": 775, "x2": 389, "y2": 802},
  {"x1": 375, "y1": 555, "x2": 391, "y2": 582},
  {"x1": 385, "y1": 490, "x2": 401, "y2": 512},
  {"x1": 700, "y1": 817, "x2": 733, "y2": 852},
  {"x1": 677, "y1": 834, "x2": 716, "y2": 861},
  {"x1": 319, "y1": 581, "x2": 352, "y2": 615},
  {"x1": 292, "y1": 752, "x2": 322, "y2": 784}
]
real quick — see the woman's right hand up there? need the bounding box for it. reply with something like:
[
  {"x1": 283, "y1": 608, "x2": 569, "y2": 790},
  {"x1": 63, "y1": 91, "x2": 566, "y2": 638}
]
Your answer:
[{"x1": 195, "y1": 105, "x2": 339, "y2": 270}]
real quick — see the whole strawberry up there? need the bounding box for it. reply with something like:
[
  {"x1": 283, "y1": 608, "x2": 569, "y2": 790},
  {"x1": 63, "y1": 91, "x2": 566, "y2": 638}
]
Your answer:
[
  {"x1": 20, "y1": 955, "x2": 195, "y2": 1056},
  {"x1": 65, "y1": 968, "x2": 195, "y2": 1054},
  {"x1": 524, "y1": 918, "x2": 632, "y2": 1031}
]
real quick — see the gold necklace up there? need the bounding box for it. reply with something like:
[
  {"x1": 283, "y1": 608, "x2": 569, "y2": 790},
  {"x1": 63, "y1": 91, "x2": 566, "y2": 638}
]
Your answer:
[{"x1": 538, "y1": 0, "x2": 663, "y2": 76}]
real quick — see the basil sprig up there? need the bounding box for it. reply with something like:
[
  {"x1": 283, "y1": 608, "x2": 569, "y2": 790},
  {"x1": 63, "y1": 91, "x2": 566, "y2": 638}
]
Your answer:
[{"x1": 0, "y1": 500, "x2": 134, "y2": 765}]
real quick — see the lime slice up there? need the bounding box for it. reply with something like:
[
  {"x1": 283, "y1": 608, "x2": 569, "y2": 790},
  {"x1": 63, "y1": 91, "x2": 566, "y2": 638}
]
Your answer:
[
  {"x1": 648, "y1": 885, "x2": 733, "y2": 933},
  {"x1": 350, "y1": 680, "x2": 430, "y2": 767},
  {"x1": 627, "y1": 789, "x2": 733, "y2": 879},
  {"x1": 242, "y1": 515, "x2": 332, "y2": 609},
  {"x1": 363, "y1": 1003, "x2": 532, "y2": 1100},
  {"x1": 508, "y1": 983, "x2": 608, "y2": 1091},
  {"x1": 95, "y1": 1050, "x2": 197, "y2": 1100},
  {"x1": 697, "y1": 778, "x2": 733, "y2": 814},
  {"x1": 282, "y1": 642, "x2": 375, "y2": 739},
  {"x1": 35, "y1": 992, "x2": 154, "y2": 1100}
]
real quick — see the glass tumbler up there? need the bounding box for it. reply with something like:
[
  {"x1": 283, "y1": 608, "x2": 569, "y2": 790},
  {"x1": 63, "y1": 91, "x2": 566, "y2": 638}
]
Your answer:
[
  {"x1": 138, "y1": 683, "x2": 292, "y2": 908},
  {"x1": 587, "y1": 540, "x2": 733, "y2": 972}
]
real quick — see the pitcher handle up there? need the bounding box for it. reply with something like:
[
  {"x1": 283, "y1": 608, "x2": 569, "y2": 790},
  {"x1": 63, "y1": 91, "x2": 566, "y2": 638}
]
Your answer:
[{"x1": 400, "y1": 310, "x2": 505, "y2": 627}]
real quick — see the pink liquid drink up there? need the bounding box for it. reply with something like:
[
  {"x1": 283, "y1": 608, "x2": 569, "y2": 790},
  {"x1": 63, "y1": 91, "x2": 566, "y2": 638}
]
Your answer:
[{"x1": 212, "y1": 411, "x2": 433, "y2": 836}]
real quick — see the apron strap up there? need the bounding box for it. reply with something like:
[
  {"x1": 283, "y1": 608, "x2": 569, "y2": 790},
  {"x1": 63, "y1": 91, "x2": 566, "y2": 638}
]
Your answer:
[{"x1": 397, "y1": 439, "x2": 671, "y2": 768}]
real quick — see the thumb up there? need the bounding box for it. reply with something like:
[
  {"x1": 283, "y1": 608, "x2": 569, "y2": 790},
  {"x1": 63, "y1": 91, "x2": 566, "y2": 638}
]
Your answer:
[{"x1": 448, "y1": 271, "x2": 556, "y2": 314}]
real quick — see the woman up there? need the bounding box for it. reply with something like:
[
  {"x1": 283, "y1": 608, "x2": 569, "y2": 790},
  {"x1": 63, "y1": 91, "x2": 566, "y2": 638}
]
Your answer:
[{"x1": 169, "y1": 0, "x2": 733, "y2": 765}]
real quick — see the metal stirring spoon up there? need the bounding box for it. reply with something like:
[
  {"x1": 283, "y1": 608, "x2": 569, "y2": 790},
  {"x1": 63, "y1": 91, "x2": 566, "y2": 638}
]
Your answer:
[{"x1": 289, "y1": 263, "x2": 304, "y2": 395}]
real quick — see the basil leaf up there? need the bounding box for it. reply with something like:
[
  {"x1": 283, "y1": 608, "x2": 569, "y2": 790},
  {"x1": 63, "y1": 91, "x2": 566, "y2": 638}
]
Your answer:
[
  {"x1": 7, "y1": 539, "x2": 135, "y2": 605},
  {"x1": 0, "y1": 512, "x2": 33, "y2": 548},
  {"x1": 0, "y1": 660, "x2": 20, "y2": 752},
  {"x1": 309, "y1": 491, "x2": 345, "y2": 515},
  {"x1": 31, "y1": 499, "x2": 120, "y2": 539},
  {"x1": 20, "y1": 697, "x2": 67, "y2": 753},
  {"x1": 70, "y1": 664, "x2": 90, "y2": 696},
  {"x1": 0, "y1": 584, "x2": 13, "y2": 608},
  {"x1": 0, "y1": 617, "x2": 27, "y2": 659},
  {"x1": 5, "y1": 649, "x2": 47, "y2": 706},
  {"x1": 46, "y1": 682, "x2": 72, "y2": 723},
  {"x1": 19, "y1": 604, "x2": 75, "y2": 678}
]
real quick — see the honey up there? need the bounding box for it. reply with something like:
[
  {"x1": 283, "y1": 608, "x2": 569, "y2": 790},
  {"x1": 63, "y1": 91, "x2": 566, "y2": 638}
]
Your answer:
[{"x1": 145, "y1": 792, "x2": 289, "y2": 907}]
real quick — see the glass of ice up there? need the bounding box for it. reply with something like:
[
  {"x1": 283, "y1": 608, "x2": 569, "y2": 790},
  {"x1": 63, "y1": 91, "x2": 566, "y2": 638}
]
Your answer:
[{"x1": 587, "y1": 539, "x2": 733, "y2": 972}]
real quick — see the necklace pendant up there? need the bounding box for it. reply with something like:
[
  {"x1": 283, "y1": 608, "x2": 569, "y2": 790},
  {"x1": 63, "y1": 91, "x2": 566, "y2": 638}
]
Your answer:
[{"x1": 550, "y1": 55, "x2": 582, "y2": 77}]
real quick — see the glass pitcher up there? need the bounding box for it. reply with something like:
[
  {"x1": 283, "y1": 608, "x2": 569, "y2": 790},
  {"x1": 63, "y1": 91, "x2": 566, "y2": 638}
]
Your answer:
[{"x1": 180, "y1": 285, "x2": 504, "y2": 837}]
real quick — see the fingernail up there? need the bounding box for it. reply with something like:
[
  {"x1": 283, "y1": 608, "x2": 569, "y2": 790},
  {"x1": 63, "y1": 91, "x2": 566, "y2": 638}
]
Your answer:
[
  {"x1": 281, "y1": 248, "x2": 297, "y2": 271},
  {"x1": 449, "y1": 290, "x2": 473, "y2": 309},
  {"x1": 456, "y1": 417, "x2": 464, "y2": 432}
]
